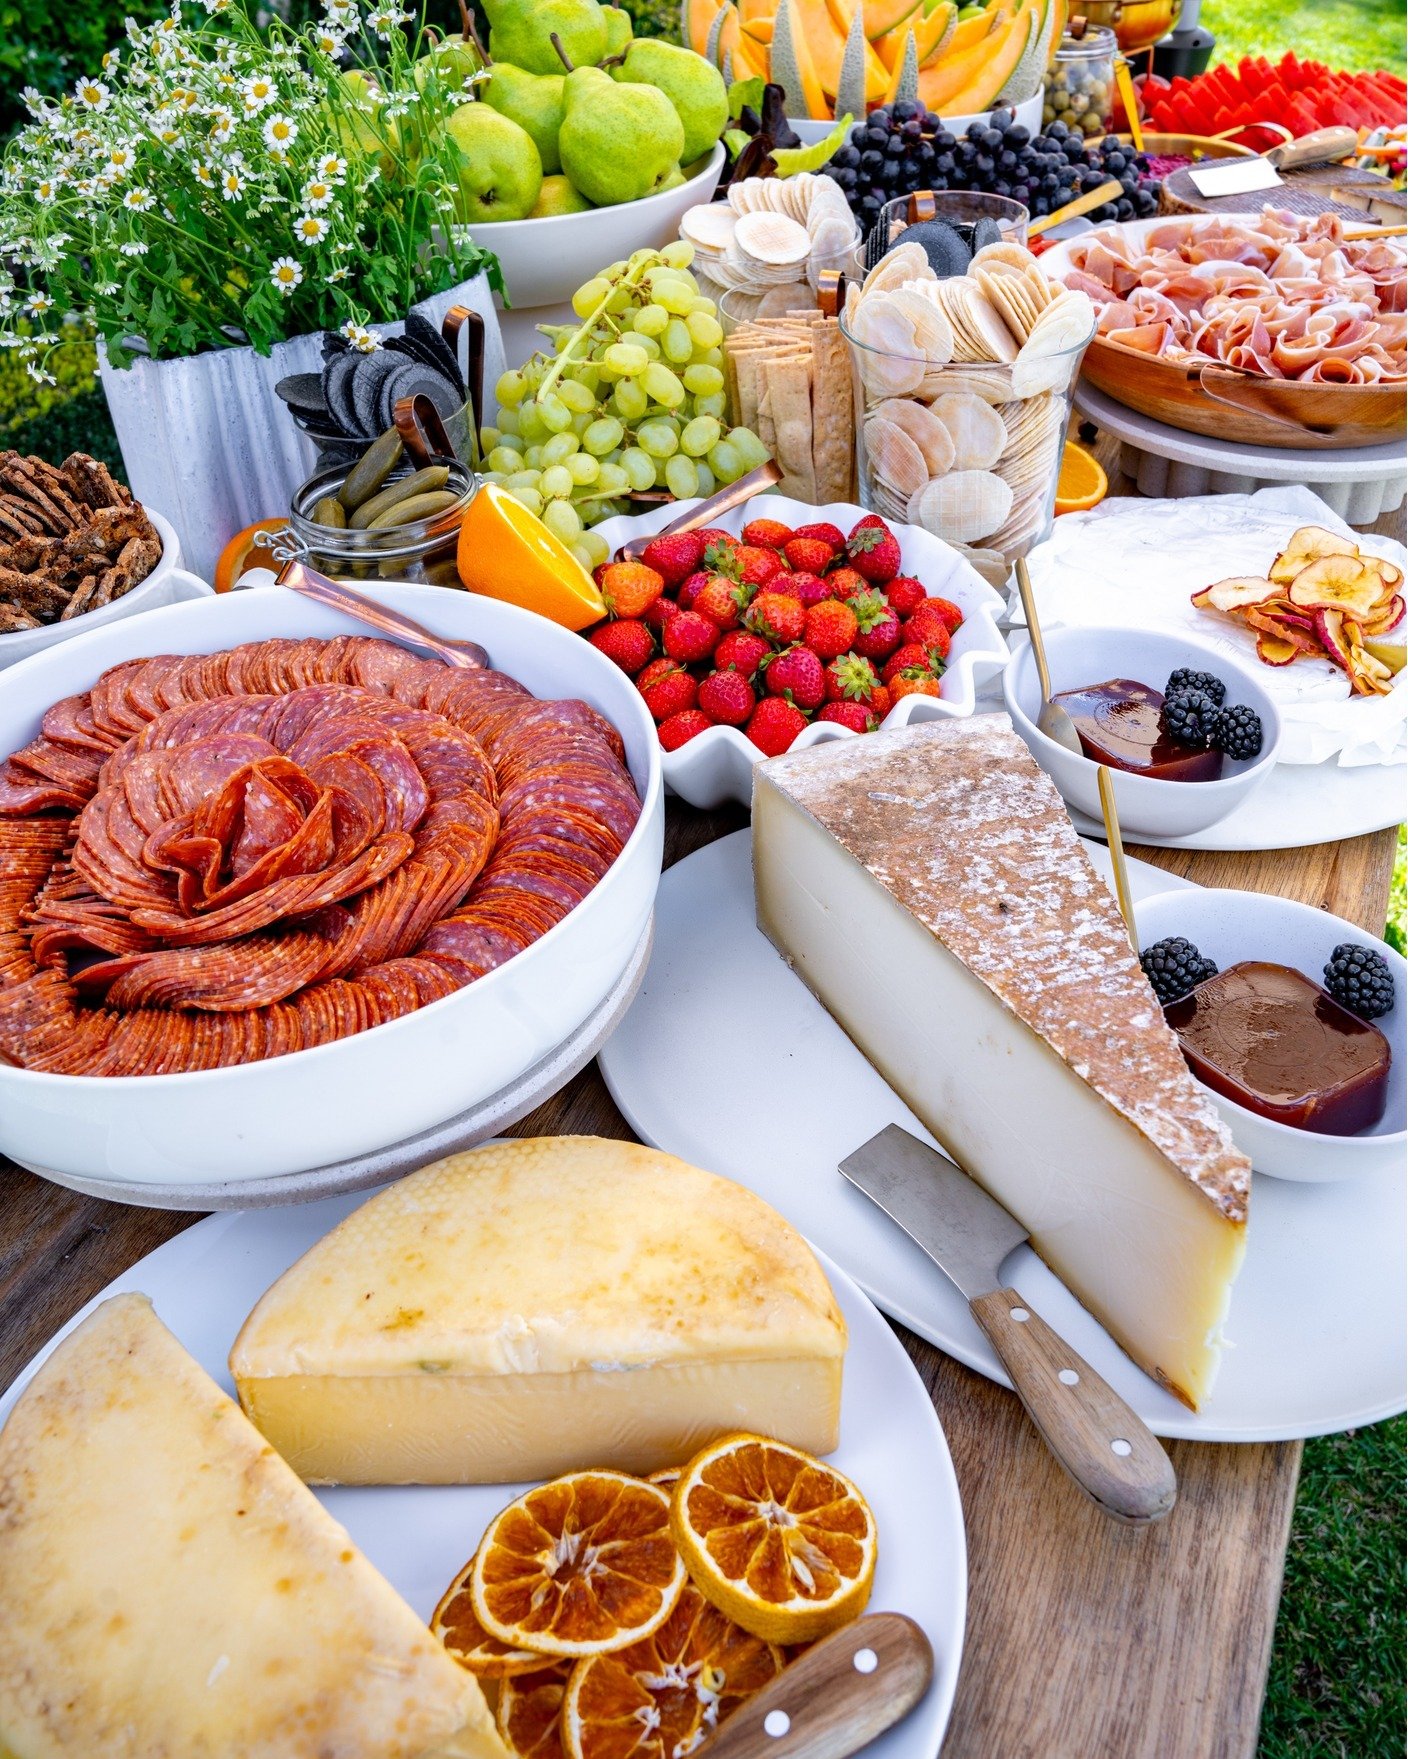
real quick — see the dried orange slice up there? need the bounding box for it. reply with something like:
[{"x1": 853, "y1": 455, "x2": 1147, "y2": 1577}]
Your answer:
[
  {"x1": 647, "y1": 1466, "x2": 682, "y2": 1490},
  {"x1": 498, "y1": 1662, "x2": 572, "y2": 1758},
  {"x1": 562, "y1": 1583, "x2": 783, "y2": 1759},
  {"x1": 432, "y1": 1550, "x2": 557, "y2": 1678},
  {"x1": 213, "y1": 517, "x2": 287, "y2": 593},
  {"x1": 472, "y1": 1470, "x2": 687, "y2": 1658},
  {"x1": 670, "y1": 1434, "x2": 876, "y2": 1644}
]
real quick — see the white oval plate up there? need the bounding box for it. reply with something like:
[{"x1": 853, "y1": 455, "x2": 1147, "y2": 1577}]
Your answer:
[
  {"x1": 0, "y1": 1191, "x2": 967, "y2": 1759},
  {"x1": 599, "y1": 830, "x2": 1408, "y2": 1443},
  {"x1": 592, "y1": 496, "x2": 1010, "y2": 810}
]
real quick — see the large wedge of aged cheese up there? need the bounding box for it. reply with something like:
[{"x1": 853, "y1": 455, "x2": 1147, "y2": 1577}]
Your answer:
[
  {"x1": 753, "y1": 717, "x2": 1251, "y2": 1411},
  {"x1": 231, "y1": 1136, "x2": 847, "y2": 1483},
  {"x1": 0, "y1": 1294, "x2": 505, "y2": 1759}
]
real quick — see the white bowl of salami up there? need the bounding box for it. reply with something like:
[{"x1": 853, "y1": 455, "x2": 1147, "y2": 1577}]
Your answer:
[{"x1": 0, "y1": 586, "x2": 663, "y2": 1186}]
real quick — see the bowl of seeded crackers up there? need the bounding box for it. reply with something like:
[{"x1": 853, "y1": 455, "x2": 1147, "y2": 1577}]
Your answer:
[{"x1": 0, "y1": 452, "x2": 208, "y2": 671}]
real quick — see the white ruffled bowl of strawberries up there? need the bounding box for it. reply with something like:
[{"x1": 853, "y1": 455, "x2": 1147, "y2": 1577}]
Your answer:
[{"x1": 586, "y1": 497, "x2": 1011, "y2": 809}]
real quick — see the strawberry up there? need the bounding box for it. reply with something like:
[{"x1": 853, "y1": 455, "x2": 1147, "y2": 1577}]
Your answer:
[
  {"x1": 817, "y1": 700, "x2": 876, "y2": 733},
  {"x1": 744, "y1": 589, "x2": 805, "y2": 645},
  {"x1": 827, "y1": 566, "x2": 869, "y2": 602},
  {"x1": 924, "y1": 595, "x2": 965, "y2": 633},
  {"x1": 643, "y1": 594, "x2": 679, "y2": 632},
  {"x1": 901, "y1": 607, "x2": 952, "y2": 659},
  {"x1": 764, "y1": 645, "x2": 825, "y2": 710},
  {"x1": 696, "y1": 527, "x2": 737, "y2": 553},
  {"x1": 700, "y1": 534, "x2": 739, "y2": 578},
  {"x1": 735, "y1": 544, "x2": 784, "y2": 590},
  {"x1": 881, "y1": 643, "x2": 943, "y2": 685},
  {"x1": 640, "y1": 529, "x2": 706, "y2": 586},
  {"x1": 846, "y1": 515, "x2": 902, "y2": 584},
  {"x1": 599, "y1": 561, "x2": 663, "y2": 620},
  {"x1": 746, "y1": 697, "x2": 809, "y2": 756},
  {"x1": 658, "y1": 707, "x2": 713, "y2": 751},
  {"x1": 663, "y1": 609, "x2": 720, "y2": 664},
  {"x1": 698, "y1": 668, "x2": 756, "y2": 727},
  {"x1": 889, "y1": 668, "x2": 942, "y2": 701},
  {"x1": 588, "y1": 618, "x2": 654, "y2": 675},
  {"x1": 677, "y1": 570, "x2": 709, "y2": 609},
  {"x1": 824, "y1": 653, "x2": 882, "y2": 704},
  {"x1": 803, "y1": 599, "x2": 859, "y2": 662},
  {"x1": 791, "y1": 521, "x2": 846, "y2": 553},
  {"x1": 851, "y1": 590, "x2": 902, "y2": 661},
  {"x1": 885, "y1": 576, "x2": 927, "y2": 619},
  {"x1": 783, "y1": 536, "x2": 835, "y2": 575},
  {"x1": 869, "y1": 683, "x2": 892, "y2": 719},
  {"x1": 714, "y1": 629, "x2": 771, "y2": 679},
  {"x1": 691, "y1": 575, "x2": 746, "y2": 631},
  {"x1": 638, "y1": 658, "x2": 697, "y2": 722},
  {"x1": 785, "y1": 571, "x2": 832, "y2": 608},
  {"x1": 741, "y1": 517, "x2": 794, "y2": 551}
]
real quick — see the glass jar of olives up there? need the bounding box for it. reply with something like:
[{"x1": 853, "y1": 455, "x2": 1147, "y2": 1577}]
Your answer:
[{"x1": 1044, "y1": 27, "x2": 1119, "y2": 140}]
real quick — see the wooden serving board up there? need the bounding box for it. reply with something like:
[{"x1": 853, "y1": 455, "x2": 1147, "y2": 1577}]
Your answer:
[{"x1": 1163, "y1": 158, "x2": 1408, "y2": 224}]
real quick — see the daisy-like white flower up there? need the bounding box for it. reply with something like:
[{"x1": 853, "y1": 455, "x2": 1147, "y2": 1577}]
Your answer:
[
  {"x1": 326, "y1": 265, "x2": 350, "y2": 283},
  {"x1": 151, "y1": 122, "x2": 181, "y2": 146},
  {"x1": 219, "y1": 163, "x2": 247, "y2": 202},
  {"x1": 107, "y1": 145, "x2": 136, "y2": 175},
  {"x1": 241, "y1": 74, "x2": 277, "y2": 112},
  {"x1": 25, "y1": 360, "x2": 57, "y2": 386},
  {"x1": 202, "y1": 0, "x2": 231, "y2": 12},
  {"x1": 74, "y1": 78, "x2": 111, "y2": 111},
  {"x1": 269, "y1": 255, "x2": 303, "y2": 294},
  {"x1": 339, "y1": 318, "x2": 378, "y2": 349},
  {"x1": 20, "y1": 87, "x2": 46, "y2": 118},
  {"x1": 318, "y1": 154, "x2": 348, "y2": 182},
  {"x1": 33, "y1": 178, "x2": 60, "y2": 204},
  {"x1": 311, "y1": 26, "x2": 345, "y2": 55},
  {"x1": 193, "y1": 160, "x2": 215, "y2": 186},
  {"x1": 122, "y1": 186, "x2": 155, "y2": 211},
  {"x1": 367, "y1": 7, "x2": 398, "y2": 38},
  {"x1": 207, "y1": 109, "x2": 235, "y2": 143},
  {"x1": 262, "y1": 114, "x2": 298, "y2": 150},
  {"x1": 293, "y1": 212, "x2": 329, "y2": 245},
  {"x1": 119, "y1": 240, "x2": 150, "y2": 256},
  {"x1": 101, "y1": 46, "x2": 121, "y2": 71},
  {"x1": 24, "y1": 291, "x2": 54, "y2": 315},
  {"x1": 302, "y1": 177, "x2": 335, "y2": 210}
]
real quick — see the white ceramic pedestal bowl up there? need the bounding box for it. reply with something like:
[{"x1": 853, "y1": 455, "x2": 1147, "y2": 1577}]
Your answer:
[
  {"x1": 0, "y1": 584, "x2": 663, "y2": 1188},
  {"x1": 1003, "y1": 624, "x2": 1282, "y2": 840},
  {"x1": 1136, "y1": 887, "x2": 1406, "y2": 1183}
]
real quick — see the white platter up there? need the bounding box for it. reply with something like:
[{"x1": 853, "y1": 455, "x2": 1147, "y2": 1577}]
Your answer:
[
  {"x1": 0, "y1": 1194, "x2": 967, "y2": 1759},
  {"x1": 599, "y1": 830, "x2": 1408, "y2": 1442},
  {"x1": 593, "y1": 496, "x2": 1010, "y2": 810}
]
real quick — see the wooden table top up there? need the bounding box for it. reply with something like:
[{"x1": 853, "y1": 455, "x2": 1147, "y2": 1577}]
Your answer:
[{"x1": 0, "y1": 457, "x2": 1401, "y2": 1757}]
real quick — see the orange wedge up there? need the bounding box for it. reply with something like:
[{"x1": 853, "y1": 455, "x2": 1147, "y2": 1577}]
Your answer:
[
  {"x1": 497, "y1": 1663, "x2": 572, "y2": 1758},
  {"x1": 562, "y1": 1583, "x2": 783, "y2": 1759},
  {"x1": 471, "y1": 1471, "x2": 687, "y2": 1658},
  {"x1": 457, "y1": 481, "x2": 605, "y2": 631},
  {"x1": 670, "y1": 1434, "x2": 876, "y2": 1644},
  {"x1": 432, "y1": 1550, "x2": 556, "y2": 1678},
  {"x1": 213, "y1": 517, "x2": 287, "y2": 593},
  {"x1": 1053, "y1": 441, "x2": 1107, "y2": 516}
]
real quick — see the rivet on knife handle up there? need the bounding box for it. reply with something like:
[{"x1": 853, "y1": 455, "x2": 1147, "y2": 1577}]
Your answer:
[
  {"x1": 968, "y1": 1289, "x2": 1177, "y2": 1524},
  {"x1": 695, "y1": 1613, "x2": 933, "y2": 1759}
]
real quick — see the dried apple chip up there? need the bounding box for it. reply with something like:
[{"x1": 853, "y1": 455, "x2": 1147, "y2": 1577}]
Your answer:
[
  {"x1": 1288, "y1": 554, "x2": 1385, "y2": 620},
  {"x1": 1269, "y1": 525, "x2": 1359, "y2": 585},
  {"x1": 1191, "y1": 576, "x2": 1281, "y2": 613},
  {"x1": 1313, "y1": 607, "x2": 1354, "y2": 671},
  {"x1": 1365, "y1": 593, "x2": 1405, "y2": 637},
  {"x1": 1242, "y1": 606, "x2": 1321, "y2": 655},
  {"x1": 1255, "y1": 631, "x2": 1304, "y2": 666}
]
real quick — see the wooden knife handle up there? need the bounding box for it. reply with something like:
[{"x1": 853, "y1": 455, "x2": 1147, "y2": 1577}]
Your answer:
[
  {"x1": 969, "y1": 1288, "x2": 1177, "y2": 1525},
  {"x1": 697, "y1": 1614, "x2": 933, "y2": 1759}
]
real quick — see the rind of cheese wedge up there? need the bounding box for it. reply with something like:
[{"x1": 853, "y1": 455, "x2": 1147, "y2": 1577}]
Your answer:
[
  {"x1": 231, "y1": 1137, "x2": 847, "y2": 1484},
  {"x1": 0, "y1": 1294, "x2": 506, "y2": 1759},
  {"x1": 753, "y1": 717, "x2": 1251, "y2": 1412}
]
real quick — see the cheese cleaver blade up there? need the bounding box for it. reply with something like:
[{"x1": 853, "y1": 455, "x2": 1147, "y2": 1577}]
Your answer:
[{"x1": 840, "y1": 1125, "x2": 1177, "y2": 1525}]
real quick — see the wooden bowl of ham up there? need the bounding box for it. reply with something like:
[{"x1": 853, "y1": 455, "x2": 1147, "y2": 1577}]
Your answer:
[
  {"x1": 1040, "y1": 212, "x2": 1407, "y2": 450},
  {"x1": 0, "y1": 586, "x2": 663, "y2": 1187}
]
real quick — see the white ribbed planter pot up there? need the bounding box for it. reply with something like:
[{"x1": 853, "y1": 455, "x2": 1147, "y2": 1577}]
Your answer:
[{"x1": 97, "y1": 273, "x2": 505, "y2": 583}]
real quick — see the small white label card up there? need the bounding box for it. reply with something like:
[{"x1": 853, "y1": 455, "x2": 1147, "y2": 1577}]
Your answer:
[{"x1": 1187, "y1": 158, "x2": 1283, "y2": 197}]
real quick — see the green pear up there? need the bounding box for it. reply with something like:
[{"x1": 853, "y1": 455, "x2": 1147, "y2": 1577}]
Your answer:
[
  {"x1": 482, "y1": 0, "x2": 608, "y2": 77},
  {"x1": 325, "y1": 71, "x2": 399, "y2": 176},
  {"x1": 657, "y1": 164, "x2": 686, "y2": 191},
  {"x1": 609, "y1": 39, "x2": 727, "y2": 166},
  {"x1": 412, "y1": 37, "x2": 484, "y2": 97},
  {"x1": 445, "y1": 101, "x2": 544, "y2": 222},
  {"x1": 482, "y1": 64, "x2": 565, "y2": 175},
  {"x1": 558, "y1": 66, "x2": 684, "y2": 207},
  {"x1": 531, "y1": 173, "x2": 595, "y2": 215},
  {"x1": 602, "y1": 4, "x2": 633, "y2": 55}
]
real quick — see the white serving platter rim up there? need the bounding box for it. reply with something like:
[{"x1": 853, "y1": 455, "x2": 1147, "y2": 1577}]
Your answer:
[
  {"x1": 598, "y1": 829, "x2": 1408, "y2": 1444},
  {"x1": 0, "y1": 1197, "x2": 967, "y2": 1759}
]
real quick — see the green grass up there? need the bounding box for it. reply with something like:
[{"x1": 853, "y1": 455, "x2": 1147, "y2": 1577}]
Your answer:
[{"x1": 1200, "y1": 0, "x2": 1404, "y2": 72}]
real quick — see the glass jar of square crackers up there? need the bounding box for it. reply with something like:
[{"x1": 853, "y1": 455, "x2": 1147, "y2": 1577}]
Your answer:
[{"x1": 838, "y1": 241, "x2": 1095, "y2": 587}]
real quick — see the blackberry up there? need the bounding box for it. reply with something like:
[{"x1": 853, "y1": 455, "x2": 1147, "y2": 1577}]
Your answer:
[
  {"x1": 1162, "y1": 688, "x2": 1219, "y2": 748},
  {"x1": 1140, "y1": 936, "x2": 1219, "y2": 1006},
  {"x1": 1323, "y1": 943, "x2": 1395, "y2": 1020},
  {"x1": 1212, "y1": 703, "x2": 1264, "y2": 762},
  {"x1": 1166, "y1": 667, "x2": 1226, "y2": 705}
]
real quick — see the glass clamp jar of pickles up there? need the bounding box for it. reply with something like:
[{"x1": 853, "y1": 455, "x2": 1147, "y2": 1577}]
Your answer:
[{"x1": 284, "y1": 429, "x2": 477, "y2": 587}]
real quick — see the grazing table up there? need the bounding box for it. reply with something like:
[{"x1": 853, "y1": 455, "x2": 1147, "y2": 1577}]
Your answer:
[{"x1": 0, "y1": 461, "x2": 1400, "y2": 1758}]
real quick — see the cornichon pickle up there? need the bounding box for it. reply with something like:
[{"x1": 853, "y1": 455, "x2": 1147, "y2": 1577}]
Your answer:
[
  {"x1": 348, "y1": 465, "x2": 451, "y2": 529},
  {"x1": 424, "y1": 560, "x2": 463, "y2": 587},
  {"x1": 365, "y1": 489, "x2": 460, "y2": 529},
  {"x1": 311, "y1": 495, "x2": 346, "y2": 528},
  {"x1": 338, "y1": 429, "x2": 403, "y2": 511}
]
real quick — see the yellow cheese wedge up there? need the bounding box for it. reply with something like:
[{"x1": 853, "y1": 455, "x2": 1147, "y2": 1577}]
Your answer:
[
  {"x1": 232, "y1": 1137, "x2": 847, "y2": 1484},
  {"x1": 0, "y1": 1294, "x2": 505, "y2": 1759},
  {"x1": 753, "y1": 719, "x2": 1251, "y2": 1411}
]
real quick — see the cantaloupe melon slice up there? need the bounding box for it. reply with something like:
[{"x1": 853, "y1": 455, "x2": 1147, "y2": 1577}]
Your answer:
[
  {"x1": 739, "y1": 0, "x2": 775, "y2": 22},
  {"x1": 932, "y1": 1, "x2": 1003, "y2": 60},
  {"x1": 772, "y1": 0, "x2": 831, "y2": 117},
  {"x1": 683, "y1": 0, "x2": 724, "y2": 56},
  {"x1": 884, "y1": 25, "x2": 921, "y2": 100},
  {"x1": 937, "y1": 4, "x2": 1034, "y2": 113},
  {"x1": 741, "y1": 13, "x2": 775, "y2": 40},
  {"x1": 862, "y1": 0, "x2": 924, "y2": 40},
  {"x1": 917, "y1": 5, "x2": 1009, "y2": 102},
  {"x1": 879, "y1": 0, "x2": 952, "y2": 70},
  {"x1": 707, "y1": 0, "x2": 741, "y2": 67}
]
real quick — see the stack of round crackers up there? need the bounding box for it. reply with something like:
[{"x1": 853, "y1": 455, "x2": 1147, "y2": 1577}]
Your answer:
[
  {"x1": 839, "y1": 240, "x2": 1095, "y2": 584},
  {"x1": 680, "y1": 175, "x2": 858, "y2": 319}
]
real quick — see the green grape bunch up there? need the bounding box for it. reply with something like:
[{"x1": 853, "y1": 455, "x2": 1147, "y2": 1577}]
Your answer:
[{"x1": 478, "y1": 243, "x2": 771, "y2": 575}]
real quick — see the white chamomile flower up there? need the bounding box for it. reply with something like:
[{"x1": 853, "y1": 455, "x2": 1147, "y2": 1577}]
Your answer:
[
  {"x1": 208, "y1": 109, "x2": 235, "y2": 143},
  {"x1": 367, "y1": 7, "x2": 397, "y2": 38},
  {"x1": 202, "y1": 0, "x2": 231, "y2": 12},
  {"x1": 326, "y1": 265, "x2": 350, "y2": 283},
  {"x1": 151, "y1": 123, "x2": 181, "y2": 145},
  {"x1": 34, "y1": 178, "x2": 60, "y2": 204},
  {"x1": 74, "y1": 78, "x2": 111, "y2": 111},
  {"x1": 293, "y1": 212, "x2": 329, "y2": 245},
  {"x1": 193, "y1": 160, "x2": 215, "y2": 186},
  {"x1": 302, "y1": 177, "x2": 335, "y2": 210},
  {"x1": 21, "y1": 87, "x2": 45, "y2": 118},
  {"x1": 262, "y1": 114, "x2": 297, "y2": 150},
  {"x1": 312, "y1": 28, "x2": 345, "y2": 55},
  {"x1": 122, "y1": 186, "x2": 155, "y2": 211},
  {"x1": 270, "y1": 255, "x2": 303, "y2": 294},
  {"x1": 107, "y1": 145, "x2": 136, "y2": 174},
  {"x1": 119, "y1": 240, "x2": 150, "y2": 256},
  {"x1": 220, "y1": 163, "x2": 247, "y2": 201},
  {"x1": 318, "y1": 154, "x2": 347, "y2": 182},
  {"x1": 102, "y1": 47, "x2": 121, "y2": 70},
  {"x1": 339, "y1": 318, "x2": 378, "y2": 349},
  {"x1": 24, "y1": 291, "x2": 55, "y2": 315},
  {"x1": 241, "y1": 74, "x2": 276, "y2": 112}
]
